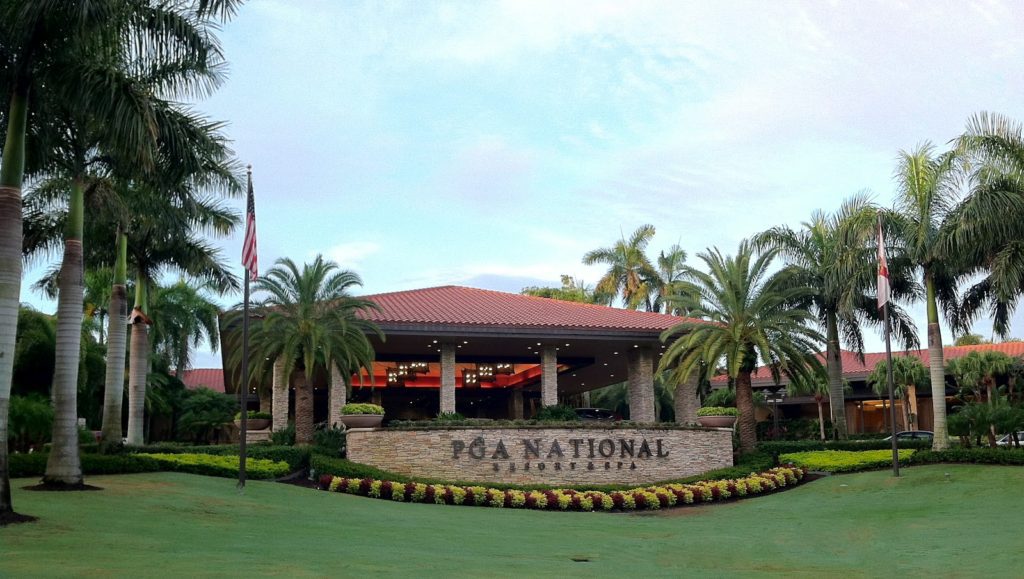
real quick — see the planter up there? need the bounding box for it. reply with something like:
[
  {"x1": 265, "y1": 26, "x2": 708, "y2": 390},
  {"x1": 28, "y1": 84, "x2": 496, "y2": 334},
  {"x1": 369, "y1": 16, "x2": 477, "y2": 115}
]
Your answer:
[
  {"x1": 236, "y1": 418, "x2": 272, "y2": 430},
  {"x1": 697, "y1": 416, "x2": 737, "y2": 428},
  {"x1": 339, "y1": 414, "x2": 384, "y2": 429}
]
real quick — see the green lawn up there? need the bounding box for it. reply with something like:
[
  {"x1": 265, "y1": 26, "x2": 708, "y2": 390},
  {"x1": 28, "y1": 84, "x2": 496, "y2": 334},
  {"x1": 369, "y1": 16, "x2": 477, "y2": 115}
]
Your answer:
[{"x1": 2, "y1": 465, "x2": 1022, "y2": 577}]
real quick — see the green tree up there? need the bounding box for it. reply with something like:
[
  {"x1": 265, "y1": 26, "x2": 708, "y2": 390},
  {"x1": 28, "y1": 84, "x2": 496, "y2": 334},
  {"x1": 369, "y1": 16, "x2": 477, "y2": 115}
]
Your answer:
[
  {"x1": 886, "y1": 143, "x2": 968, "y2": 450},
  {"x1": 177, "y1": 387, "x2": 234, "y2": 444},
  {"x1": 237, "y1": 256, "x2": 383, "y2": 444},
  {"x1": 785, "y1": 369, "x2": 831, "y2": 441},
  {"x1": 953, "y1": 334, "x2": 988, "y2": 346},
  {"x1": 651, "y1": 244, "x2": 688, "y2": 315},
  {"x1": 521, "y1": 275, "x2": 609, "y2": 305},
  {"x1": 946, "y1": 351, "x2": 1014, "y2": 406},
  {"x1": 755, "y1": 195, "x2": 919, "y2": 439},
  {"x1": 582, "y1": 224, "x2": 659, "y2": 310},
  {"x1": 658, "y1": 241, "x2": 824, "y2": 453},
  {"x1": 149, "y1": 281, "x2": 222, "y2": 374},
  {"x1": 867, "y1": 355, "x2": 928, "y2": 431}
]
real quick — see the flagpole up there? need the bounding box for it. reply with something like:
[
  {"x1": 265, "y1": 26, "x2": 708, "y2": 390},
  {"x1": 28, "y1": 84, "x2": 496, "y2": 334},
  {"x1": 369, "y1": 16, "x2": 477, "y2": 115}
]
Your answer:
[
  {"x1": 879, "y1": 214, "x2": 900, "y2": 477},
  {"x1": 238, "y1": 165, "x2": 253, "y2": 489}
]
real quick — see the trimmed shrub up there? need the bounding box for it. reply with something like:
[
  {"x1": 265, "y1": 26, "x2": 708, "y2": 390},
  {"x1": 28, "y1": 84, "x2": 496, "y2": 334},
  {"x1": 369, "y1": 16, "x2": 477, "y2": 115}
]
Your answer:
[
  {"x1": 759, "y1": 439, "x2": 932, "y2": 456},
  {"x1": 234, "y1": 411, "x2": 272, "y2": 420},
  {"x1": 138, "y1": 453, "x2": 290, "y2": 479},
  {"x1": 342, "y1": 403, "x2": 384, "y2": 415},
  {"x1": 9, "y1": 453, "x2": 162, "y2": 478},
  {"x1": 125, "y1": 443, "x2": 310, "y2": 471},
  {"x1": 697, "y1": 407, "x2": 738, "y2": 417},
  {"x1": 907, "y1": 447, "x2": 1024, "y2": 466},
  {"x1": 779, "y1": 449, "x2": 915, "y2": 473}
]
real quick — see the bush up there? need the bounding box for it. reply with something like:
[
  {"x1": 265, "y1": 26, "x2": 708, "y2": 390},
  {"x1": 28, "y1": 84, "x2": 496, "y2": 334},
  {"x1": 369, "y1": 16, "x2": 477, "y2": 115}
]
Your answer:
[
  {"x1": 908, "y1": 447, "x2": 1024, "y2": 466},
  {"x1": 435, "y1": 412, "x2": 465, "y2": 421},
  {"x1": 342, "y1": 403, "x2": 384, "y2": 415},
  {"x1": 697, "y1": 407, "x2": 738, "y2": 417},
  {"x1": 779, "y1": 449, "x2": 915, "y2": 473},
  {"x1": 138, "y1": 453, "x2": 290, "y2": 479},
  {"x1": 234, "y1": 411, "x2": 272, "y2": 420},
  {"x1": 702, "y1": 388, "x2": 736, "y2": 408},
  {"x1": 125, "y1": 443, "x2": 310, "y2": 471},
  {"x1": 532, "y1": 404, "x2": 581, "y2": 422},
  {"x1": 177, "y1": 387, "x2": 235, "y2": 443},
  {"x1": 270, "y1": 424, "x2": 295, "y2": 446},
  {"x1": 9, "y1": 453, "x2": 162, "y2": 478},
  {"x1": 8, "y1": 394, "x2": 53, "y2": 452},
  {"x1": 758, "y1": 439, "x2": 933, "y2": 456},
  {"x1": 313, "y1": 426, "x2": 346, "y2": 458}
]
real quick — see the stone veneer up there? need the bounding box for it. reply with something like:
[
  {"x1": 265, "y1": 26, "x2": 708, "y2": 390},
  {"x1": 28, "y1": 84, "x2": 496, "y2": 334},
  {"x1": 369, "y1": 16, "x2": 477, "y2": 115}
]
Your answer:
[{"x1": 346, "y1": 426, "x2": 733, "y2": 486}]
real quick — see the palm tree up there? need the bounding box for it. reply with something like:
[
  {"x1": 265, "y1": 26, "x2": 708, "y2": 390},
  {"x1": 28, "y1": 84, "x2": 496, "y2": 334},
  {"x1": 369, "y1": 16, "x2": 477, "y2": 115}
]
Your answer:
[
  {"x1": 785, "y1": 369, "x2": 832, "y2": 441},
  {"x1": 946, "y1": 351, "x2": 1014, "y2": 406},
  {"x1": 658, "y1": 241, "x2": 824, "y2": 453},
  {"x1": 755, "y1": 196, "x2": 920, "y2": 438},
  {"x1": 237, "y1": 256, "x2": 383, "y2": 445},
  {"x1": 887, "y1": 143, "x2": 970, "y2": 450},
  {"x1": 0, "y1": 0, "x2": 240, "y2": 505},
  {"x1": 149, "y1": 280, "x2": 222, "y2": 374},
  {"x1": 583, "y1": 224, "x2": 659, "y2": 310},
  {"x1": 867, "y1": 356, "x2": 929, "y2": 431},
  {"x1": 651, "y1": 244, "x2": 688, "y2": 314}
]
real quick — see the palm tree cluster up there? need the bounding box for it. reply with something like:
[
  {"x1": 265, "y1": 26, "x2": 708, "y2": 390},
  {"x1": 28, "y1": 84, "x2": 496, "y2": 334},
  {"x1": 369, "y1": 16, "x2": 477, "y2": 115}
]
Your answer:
[
  {"x1": 0, "y1": 0, "x2": 243, "y2": 522},
  {"x1": 578, "y1": 111, "x2": 1024, "y2": 455}
]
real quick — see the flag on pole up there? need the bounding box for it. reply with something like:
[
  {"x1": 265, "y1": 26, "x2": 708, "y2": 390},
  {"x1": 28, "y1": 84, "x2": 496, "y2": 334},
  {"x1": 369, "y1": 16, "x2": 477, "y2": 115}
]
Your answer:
[
  {"x1": 242, "y1": 167, "x2": 258, "y2": 280},
  {"x1": 877, "y1": 219, "x2": 890, "y2": 310}
]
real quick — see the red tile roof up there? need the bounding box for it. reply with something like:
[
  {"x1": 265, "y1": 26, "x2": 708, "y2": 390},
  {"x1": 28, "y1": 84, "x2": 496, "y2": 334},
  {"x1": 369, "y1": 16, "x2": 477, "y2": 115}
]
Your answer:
[
  {"x1": 178, "y1": 368, "x2": 225, "y2": 393},
  {"x1": 712, "y1": 341, "x2": 1024, "y2": 385},
  {"x1": 360, "y1": 285, "x2": 700, "y2": 333}
]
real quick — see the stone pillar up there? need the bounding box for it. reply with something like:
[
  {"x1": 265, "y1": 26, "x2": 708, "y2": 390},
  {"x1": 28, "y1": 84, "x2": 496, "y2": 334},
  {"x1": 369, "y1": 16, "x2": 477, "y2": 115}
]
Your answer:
[
  {"x1": 510, "y1": 390, "x2": 524, "y2": 419},
  {"x1": 272, "y1": 357, "x2": 289, "y2": 431},
  {"x1": 328, "y1": 363, "x2": 346, "y2": 429},
  {"x1": 440, "y1": 343, "x2": 456, "y2": 415},
  {"x1": 674, "y1": 371, "x2": 701, "y2": 425},
  {"x1": 627, "y1": 347, "x2": 656, "y2": 423},
  {"x1": 371, "y1": 389, "x2": 383, "y2": 406},
  {"x1": 541, "y1": 346, "x2": 558, "y2": 407}
]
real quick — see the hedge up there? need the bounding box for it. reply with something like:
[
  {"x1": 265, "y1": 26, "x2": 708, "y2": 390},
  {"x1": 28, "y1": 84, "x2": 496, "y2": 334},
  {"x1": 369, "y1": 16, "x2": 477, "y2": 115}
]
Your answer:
[
  {"x1": 907, "y1": 447, "x2": 1024, "y2": 466},
  {"x1": 310, "y1": 451, "x2": 776, "y2": 493},
  {"x1": 759, "y1": 439, "x2": 933, "y2": 456},
  {"x1": 125, "y1": 443, "x2": 310, "y2": 471},
  {"x1": 10, "y1": 453, "x2": 162, "y2": 478},
  {"x1": 779, "y1": 450, "x2": 916, "y2": 473},
  {"x1": 318, "y1": 466, "x2": 806, "y2": 512},
  {"x1": 138, "y1": 453, "x2": 291, "y2": 479}
]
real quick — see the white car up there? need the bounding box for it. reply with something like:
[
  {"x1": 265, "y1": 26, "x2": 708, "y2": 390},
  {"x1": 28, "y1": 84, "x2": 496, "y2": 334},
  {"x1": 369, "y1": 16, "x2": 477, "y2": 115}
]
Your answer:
[{"x1": 996, "y1": 432, "x2": 1024, "y2": 447}]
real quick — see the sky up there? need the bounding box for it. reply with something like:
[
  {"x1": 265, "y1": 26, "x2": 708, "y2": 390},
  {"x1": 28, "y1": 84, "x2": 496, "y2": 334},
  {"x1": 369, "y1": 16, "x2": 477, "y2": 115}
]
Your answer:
[{"x1": 19, "y1": 0, "x2": 1024, "y2": 368}]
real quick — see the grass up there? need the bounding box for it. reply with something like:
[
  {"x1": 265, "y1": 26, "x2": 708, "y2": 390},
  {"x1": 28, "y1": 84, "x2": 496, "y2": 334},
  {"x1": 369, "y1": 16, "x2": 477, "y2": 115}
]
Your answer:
[{"x1": 2, "y1": 465, "x2": 1023, "y2": 577}]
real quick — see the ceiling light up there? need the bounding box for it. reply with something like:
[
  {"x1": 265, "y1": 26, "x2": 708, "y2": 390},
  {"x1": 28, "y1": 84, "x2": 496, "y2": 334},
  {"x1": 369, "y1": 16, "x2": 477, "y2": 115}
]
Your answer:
[
  {"x1": 613, "y1": 352, "x2": 618, "y2": 355},
  {"x1": 432, "y1": 340, "x2": 438, "y2": 344}
]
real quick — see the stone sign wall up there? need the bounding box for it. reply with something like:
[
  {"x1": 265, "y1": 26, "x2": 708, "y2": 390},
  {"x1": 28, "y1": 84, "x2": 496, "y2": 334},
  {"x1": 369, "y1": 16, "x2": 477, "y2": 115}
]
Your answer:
[{"x1": 345, "y1": 426, "x2": 733, "y2": 486}]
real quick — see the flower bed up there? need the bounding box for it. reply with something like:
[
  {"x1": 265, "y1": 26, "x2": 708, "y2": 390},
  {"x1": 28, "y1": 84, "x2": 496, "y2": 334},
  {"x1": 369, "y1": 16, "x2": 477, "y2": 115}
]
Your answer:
[
  {"x1": 779, "y1": 449, "x2": 915, "y2": 473},
  {"x1": 138, "y1": 453, "x2": 291, "y2": 479},
  {"x1": 317, "y1": 466, "x2": 805, "y2": 512}
]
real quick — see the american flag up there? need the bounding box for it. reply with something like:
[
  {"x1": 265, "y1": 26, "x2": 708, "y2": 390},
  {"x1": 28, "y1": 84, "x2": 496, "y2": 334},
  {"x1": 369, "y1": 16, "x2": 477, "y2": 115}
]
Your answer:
[
  {"x1": 877, "y1": 219, "x2": 890, "y2": 310},
  {"x1": 242, "y1": 167, "x2": 258, "y2": 281}
]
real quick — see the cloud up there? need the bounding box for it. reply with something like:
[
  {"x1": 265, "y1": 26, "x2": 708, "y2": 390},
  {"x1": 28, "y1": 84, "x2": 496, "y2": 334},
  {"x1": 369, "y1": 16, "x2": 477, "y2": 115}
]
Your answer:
[{"x1": 323, "y1": 241, "x2": 381, "y2": 269}]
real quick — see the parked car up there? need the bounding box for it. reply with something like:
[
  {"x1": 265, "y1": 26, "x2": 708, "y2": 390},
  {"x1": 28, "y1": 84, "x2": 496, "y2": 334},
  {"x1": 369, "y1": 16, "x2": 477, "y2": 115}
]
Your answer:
[
  {"x1": 883, "y1": 430, "x2": 934, "y2": 442},
  {"x1": 575, "y1": 408, "x2": 620, "y2": 422},
  {"x1": 996, "y1": 432, "x2": 1024, "y2": 447}
]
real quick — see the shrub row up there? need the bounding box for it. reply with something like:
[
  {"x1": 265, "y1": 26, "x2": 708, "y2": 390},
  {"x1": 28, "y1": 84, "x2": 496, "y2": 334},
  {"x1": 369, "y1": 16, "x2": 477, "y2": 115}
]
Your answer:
[
  {"x1": 779, "y1": 449, "x2": 916, "y2": 473},
  {"x1": 907, "y1": 447, "x2": 1024, "y2": 466},
  {"x1": 319, "y1": 466, "x2": 805, "y2": 512},
  {"x1": 137, "y1": 453, "x2": 291, "y2": 479},
  {"x1": 125, "y1": 443, "x2": 310, "y2": 471},
  {"x1": 759, "y1": 439, "x2": 932, "y2": 455},
  {"x1": 9, "y1": 453, "x2": 162, "y2": 478},
  {"x1": 311, "y1": 451, "x2": 776, "y2": 493},
  {"x1": 386, "y1": 419, "x2": 705, "y2": 430}
]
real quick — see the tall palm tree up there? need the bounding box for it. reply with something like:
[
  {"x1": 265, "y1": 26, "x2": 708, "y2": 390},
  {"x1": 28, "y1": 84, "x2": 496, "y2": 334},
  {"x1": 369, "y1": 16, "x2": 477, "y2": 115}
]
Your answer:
[
  {"x1": 651, "y1": 244, "x2": 688, "y2": 315},
  {"x1": 0, "y1": 0, "x2": 241, "y2": 505},
  {"x1": 887, "y1": 144, "x2": 969, "y2": 450},
  {"x1": 238, "y1": 256, "x2": 383, "y2": 444},
  {"x1": 755, "y1": 196, "x2": 920, "y2": 438},
  {"x1": 867, "y1": 355, "x2": 928, "y2": 431},
  {"x1": 785, "y1": 368, "x2": 832, "y2": 441},
  {"x1": 658, "y1": 241, "x2": 824, "y2": 453},
  {"x1": 583, "y1": 224, "x2": 659, "y2": 310},
  {"x1": 149, "y1": 280, "x2": 222, "y2": 374}
]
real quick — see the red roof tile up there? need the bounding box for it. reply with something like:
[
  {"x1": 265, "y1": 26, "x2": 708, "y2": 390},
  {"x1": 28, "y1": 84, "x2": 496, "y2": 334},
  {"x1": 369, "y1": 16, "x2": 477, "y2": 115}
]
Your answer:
[
  {"x1": 712, "y1": 341, "x2": 1024, "y2": 385},
  {"x1": 360, "y1": 286, "x2": 700, "y2": 333},
  {"x1": 178, "y1": 369, "x2": 225, "y2": 393}
]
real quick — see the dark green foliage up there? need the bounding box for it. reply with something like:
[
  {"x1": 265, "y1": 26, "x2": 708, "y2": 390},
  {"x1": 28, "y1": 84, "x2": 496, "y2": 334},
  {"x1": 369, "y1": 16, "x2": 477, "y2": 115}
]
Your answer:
[
  {"x1": 270, "y1": 424, "x2": 295, "y2": 446},
  {"x1": 435, "y1": 412, "x2": 465, "y2": 421},
  {"x1": 234, "y1": 411, "x2": 272, "y2": 420},
  {"x1": 313, "y1": 427, "x2": 346, "y2": 458},
  {"x1": 757, "y1": 418, "x2": 833, "y2": 441},
  {"x1": 10, "y1": 453, "x2": 161, "y2": 478},
  {"x1": 758, "y1": 439, "x2": 933, "y2": 456},
  {"x1": 908, "y1": 447, "x2": 1024, "y2": 466},
  {"x1": 8, "y1": 394, "x2": 53, "y2": 452},
  {"x1": 703, "y1": 388, "x2": 736, "y2": 407},
  {"x1": 532, "y1": 404, "x2": 580, "y2": 422},
  {"x1": 12, "y1": 308, "x2": 56, "y2": 397},
  {"x1": 176, "y1": 387, "x2": 235, "y2": 443}
]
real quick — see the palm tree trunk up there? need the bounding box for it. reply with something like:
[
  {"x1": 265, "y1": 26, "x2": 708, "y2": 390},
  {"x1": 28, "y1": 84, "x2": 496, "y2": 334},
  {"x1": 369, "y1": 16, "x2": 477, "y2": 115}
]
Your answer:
[
  {"x1": 101, "y1": 231, "x2": 128, "y2": 444},
  {"x1": 0, "y1": 85, "x2": 29, "y2": 518},
  {"x1": 127, "y1": 281, "x2": 150, "y2": 446},
  {"x1": 295, "y1": 373, "x2": 314, "y2": 444},
  {"x1": 329, "y1": 363, "x2": 346, "y2": 429},
  {"x1": 825, "y1": 310, "x2": 848, "y2": 439},
  {"x1": 735, "y1": 370, "x2": 757, "y2": 454},
  {"x1": 925, "y1": 276, "x2": 949, "y2": 450},
  {"x1": 43, "y1": 177, "x2": 87, "y2": 485},
  {"x1": 816, "y1": 396, "x2": 826, "y2": 441},
  {"x1": 673, "y1": 372, "x2": 700, "y2": 425}
]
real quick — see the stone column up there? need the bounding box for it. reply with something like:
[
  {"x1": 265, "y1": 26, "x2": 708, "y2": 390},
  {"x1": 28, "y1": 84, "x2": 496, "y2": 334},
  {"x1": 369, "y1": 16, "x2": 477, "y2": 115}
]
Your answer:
[
  {"x1": 272, "y1": 356, "x2": 289, "y2": 431},
  {"x1": 440, "y1": 343, "x2": 456, "y2": 414},
  {"x1": 627, "y1": 347, "x2": 656, "y2": 423},
  {"x1": 541, "y1": 346, "x2": 558, "y2": 407},
  {"x1": 673, "y1": 371, "x2": 701, "y2": 425},
  {"x1": 328, "y1": 363, "x2": 346, "y2": 429},
  {"x1": 510, "y1": 390, "x2": 524, "y2": 419}
]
